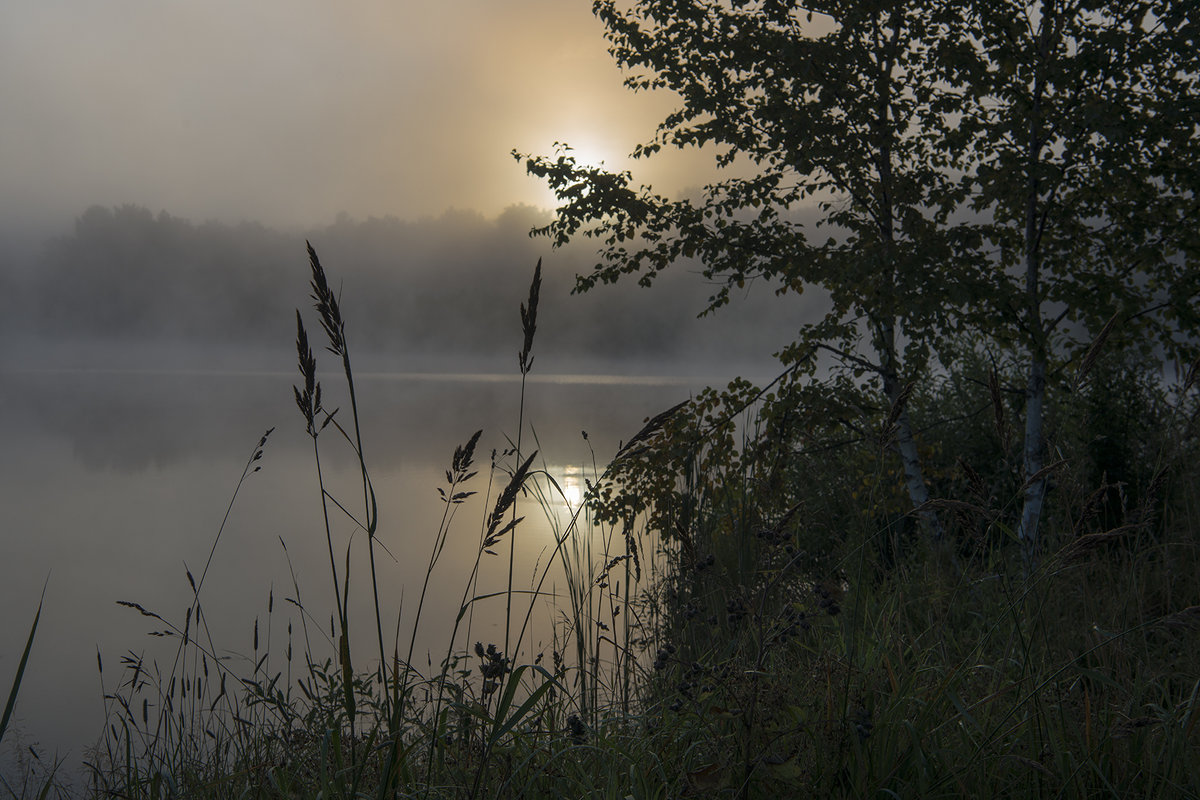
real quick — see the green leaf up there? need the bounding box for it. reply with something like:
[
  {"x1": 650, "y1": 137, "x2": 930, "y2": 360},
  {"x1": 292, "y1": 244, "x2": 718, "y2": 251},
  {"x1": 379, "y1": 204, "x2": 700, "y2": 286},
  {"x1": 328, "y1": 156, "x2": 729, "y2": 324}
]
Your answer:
[
  {"x1": 487, "y1": 664, "x2": 563, "y2": 747},
  {"x1": 1, "y1": 577, "x2": 48, "y2": 745}
]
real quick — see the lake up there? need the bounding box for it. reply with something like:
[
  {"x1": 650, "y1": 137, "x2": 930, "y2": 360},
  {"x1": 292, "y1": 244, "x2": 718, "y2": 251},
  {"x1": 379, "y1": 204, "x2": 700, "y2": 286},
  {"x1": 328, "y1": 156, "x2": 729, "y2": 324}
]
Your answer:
[{"x1": 0, "y1": 350, "x2": 754, "y2": 783}]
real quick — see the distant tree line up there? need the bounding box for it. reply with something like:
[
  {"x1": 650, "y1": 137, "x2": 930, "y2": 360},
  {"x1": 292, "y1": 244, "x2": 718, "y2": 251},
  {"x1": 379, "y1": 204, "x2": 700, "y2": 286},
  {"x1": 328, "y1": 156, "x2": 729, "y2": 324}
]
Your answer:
[{"x1": 0, "y1": 203, "x2": 800, "y2": 368}]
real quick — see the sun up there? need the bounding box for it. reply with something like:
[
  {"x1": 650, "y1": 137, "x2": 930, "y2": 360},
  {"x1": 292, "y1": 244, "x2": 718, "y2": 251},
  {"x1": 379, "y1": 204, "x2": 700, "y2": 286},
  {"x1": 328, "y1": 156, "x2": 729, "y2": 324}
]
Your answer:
[
  {"x1": 524, "y1": 134, "x2": 626, "y2": 210},
  {"x1": 552, "y1": 136, "x2": 618, "y2": 170},
  {"x1": 519, "y1": 127, "x2": 630, "y2": 211}
]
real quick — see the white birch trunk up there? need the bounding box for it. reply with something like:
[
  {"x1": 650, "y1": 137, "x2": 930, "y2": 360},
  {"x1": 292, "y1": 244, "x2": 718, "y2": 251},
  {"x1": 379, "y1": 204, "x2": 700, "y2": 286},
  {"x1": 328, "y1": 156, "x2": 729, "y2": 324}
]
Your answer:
[
  {"x1": 879, "y1": 320, "x2": 944, "y2": 540},
  {"x1": 1018, "y1": 355, "x2": 1047, "y2": 565},
  {"x1": 1016, "y1": 2, "x2": 1053, "y2": 568}
]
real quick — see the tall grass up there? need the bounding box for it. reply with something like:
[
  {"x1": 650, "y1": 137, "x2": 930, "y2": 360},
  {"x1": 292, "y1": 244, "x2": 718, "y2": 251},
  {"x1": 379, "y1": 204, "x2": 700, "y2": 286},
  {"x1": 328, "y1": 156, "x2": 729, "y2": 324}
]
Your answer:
[
  {"x1": 12, "y1": 247, "x2": 1196, "y2": 798},
  {"x1": 75, "y1": 249, "x2": 661, "y2": 799}
]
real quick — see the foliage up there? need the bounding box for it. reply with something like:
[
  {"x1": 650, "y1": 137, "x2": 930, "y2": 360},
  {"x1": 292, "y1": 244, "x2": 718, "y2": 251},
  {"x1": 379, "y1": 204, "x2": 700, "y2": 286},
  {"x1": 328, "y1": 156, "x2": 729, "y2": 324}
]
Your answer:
[
  {"x1": 964, "y1": 0, "x2": 1200, "y2": 354},
  {"x1": 955, "y1": 0, "x2": 1200, "y2": 559},
  {"x1": 516, "y1": 0, "x2": 1004, "y2": 537},
  {"x1": 518, "y1": 0, "x2": 1200, "y2": 561},
  {"x1": 590, "y1": 330, "x2": 1200, "y2": 798},
  {"x1": 521, "y1": 2, "x2": 980, "y2": 323}
]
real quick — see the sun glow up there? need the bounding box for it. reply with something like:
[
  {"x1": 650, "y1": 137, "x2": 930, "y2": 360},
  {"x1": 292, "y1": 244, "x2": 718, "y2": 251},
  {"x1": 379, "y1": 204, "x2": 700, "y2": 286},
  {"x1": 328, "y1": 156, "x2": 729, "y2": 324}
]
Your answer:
[
  {"x1": 526, "y1": 134, "x2": 628, "y2": 211},
  {"x1": 554, "y1": 136, "x2": 619, "y2": 170}
]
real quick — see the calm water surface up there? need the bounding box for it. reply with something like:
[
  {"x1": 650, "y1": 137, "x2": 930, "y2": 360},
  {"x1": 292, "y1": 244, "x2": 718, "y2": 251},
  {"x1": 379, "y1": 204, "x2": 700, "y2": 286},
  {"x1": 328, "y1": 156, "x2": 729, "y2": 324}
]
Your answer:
[{"x1": 0, "y1": 355, "x2": 726, "y2": 780}]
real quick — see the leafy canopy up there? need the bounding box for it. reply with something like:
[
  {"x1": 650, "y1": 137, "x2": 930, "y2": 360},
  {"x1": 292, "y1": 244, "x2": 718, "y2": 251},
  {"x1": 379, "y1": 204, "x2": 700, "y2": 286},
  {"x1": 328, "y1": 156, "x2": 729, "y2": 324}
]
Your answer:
[
  {"x1": 961, "y1": 0, "x2": 1200, "y2": 361},
  {"x1": 518, "y1": 0, "x2": 994, "y2": 377}
]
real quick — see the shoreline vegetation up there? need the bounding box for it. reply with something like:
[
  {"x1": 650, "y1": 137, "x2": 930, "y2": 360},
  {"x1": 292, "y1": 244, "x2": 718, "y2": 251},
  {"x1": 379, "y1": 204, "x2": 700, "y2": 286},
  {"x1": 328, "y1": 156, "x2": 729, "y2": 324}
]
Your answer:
[{"x1": 4, "y1": 248, "x2": 1199, "y2": 799}]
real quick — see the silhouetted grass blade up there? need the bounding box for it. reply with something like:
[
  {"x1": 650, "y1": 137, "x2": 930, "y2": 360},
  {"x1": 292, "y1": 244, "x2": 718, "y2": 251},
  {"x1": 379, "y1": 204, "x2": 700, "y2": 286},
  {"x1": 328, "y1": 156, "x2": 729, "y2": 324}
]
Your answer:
[{"x1": 1, "y1": 578, "x2": 48, "y2": 745}]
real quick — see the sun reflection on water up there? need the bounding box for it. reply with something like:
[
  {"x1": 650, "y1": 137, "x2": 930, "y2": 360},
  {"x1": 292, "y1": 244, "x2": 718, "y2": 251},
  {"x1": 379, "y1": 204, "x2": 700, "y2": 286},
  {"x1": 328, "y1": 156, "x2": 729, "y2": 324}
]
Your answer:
[{"x1": 556, "y1": 464, "x2": 585, "y2": 510}]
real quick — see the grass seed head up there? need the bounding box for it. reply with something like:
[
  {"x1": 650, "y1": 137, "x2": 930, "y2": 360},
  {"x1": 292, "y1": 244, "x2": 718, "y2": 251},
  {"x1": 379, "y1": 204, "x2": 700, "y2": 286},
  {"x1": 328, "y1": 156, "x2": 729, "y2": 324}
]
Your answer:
[
  {"x1": 519, "y1": 259, "x2": 542, "y2": 375},
  {"x1": 306, "y1": 242, "x2": 346, "y2": 357}
]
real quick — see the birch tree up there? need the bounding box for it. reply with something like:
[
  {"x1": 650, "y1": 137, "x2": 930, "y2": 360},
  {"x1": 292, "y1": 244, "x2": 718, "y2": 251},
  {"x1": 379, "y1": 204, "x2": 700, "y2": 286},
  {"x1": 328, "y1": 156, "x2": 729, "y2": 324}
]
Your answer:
[
  {"x1": 962, "y1": 0, "x2": 1199, "y2": 564},
  {"x1": 517, "y1": 0, "x2": 987, "y2": 540}
]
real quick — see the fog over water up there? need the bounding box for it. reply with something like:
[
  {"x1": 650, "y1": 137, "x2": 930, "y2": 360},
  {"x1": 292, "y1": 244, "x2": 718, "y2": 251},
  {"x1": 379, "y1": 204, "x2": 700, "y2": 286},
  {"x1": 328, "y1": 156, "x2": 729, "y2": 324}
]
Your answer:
[
  {"x1": 0, "y1": 0, "x2": 820, "y2": 783},
  {"x1": 0, "y1": 205, "x2": 808, "y2": 779}
]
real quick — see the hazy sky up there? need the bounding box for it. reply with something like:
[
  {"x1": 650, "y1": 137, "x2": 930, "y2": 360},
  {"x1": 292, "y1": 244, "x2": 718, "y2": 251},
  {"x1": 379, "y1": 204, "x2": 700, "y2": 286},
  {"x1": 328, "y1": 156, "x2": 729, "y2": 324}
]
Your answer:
[{"x1": 1, "y1": 1, "x2": 708, "y2": 233}]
